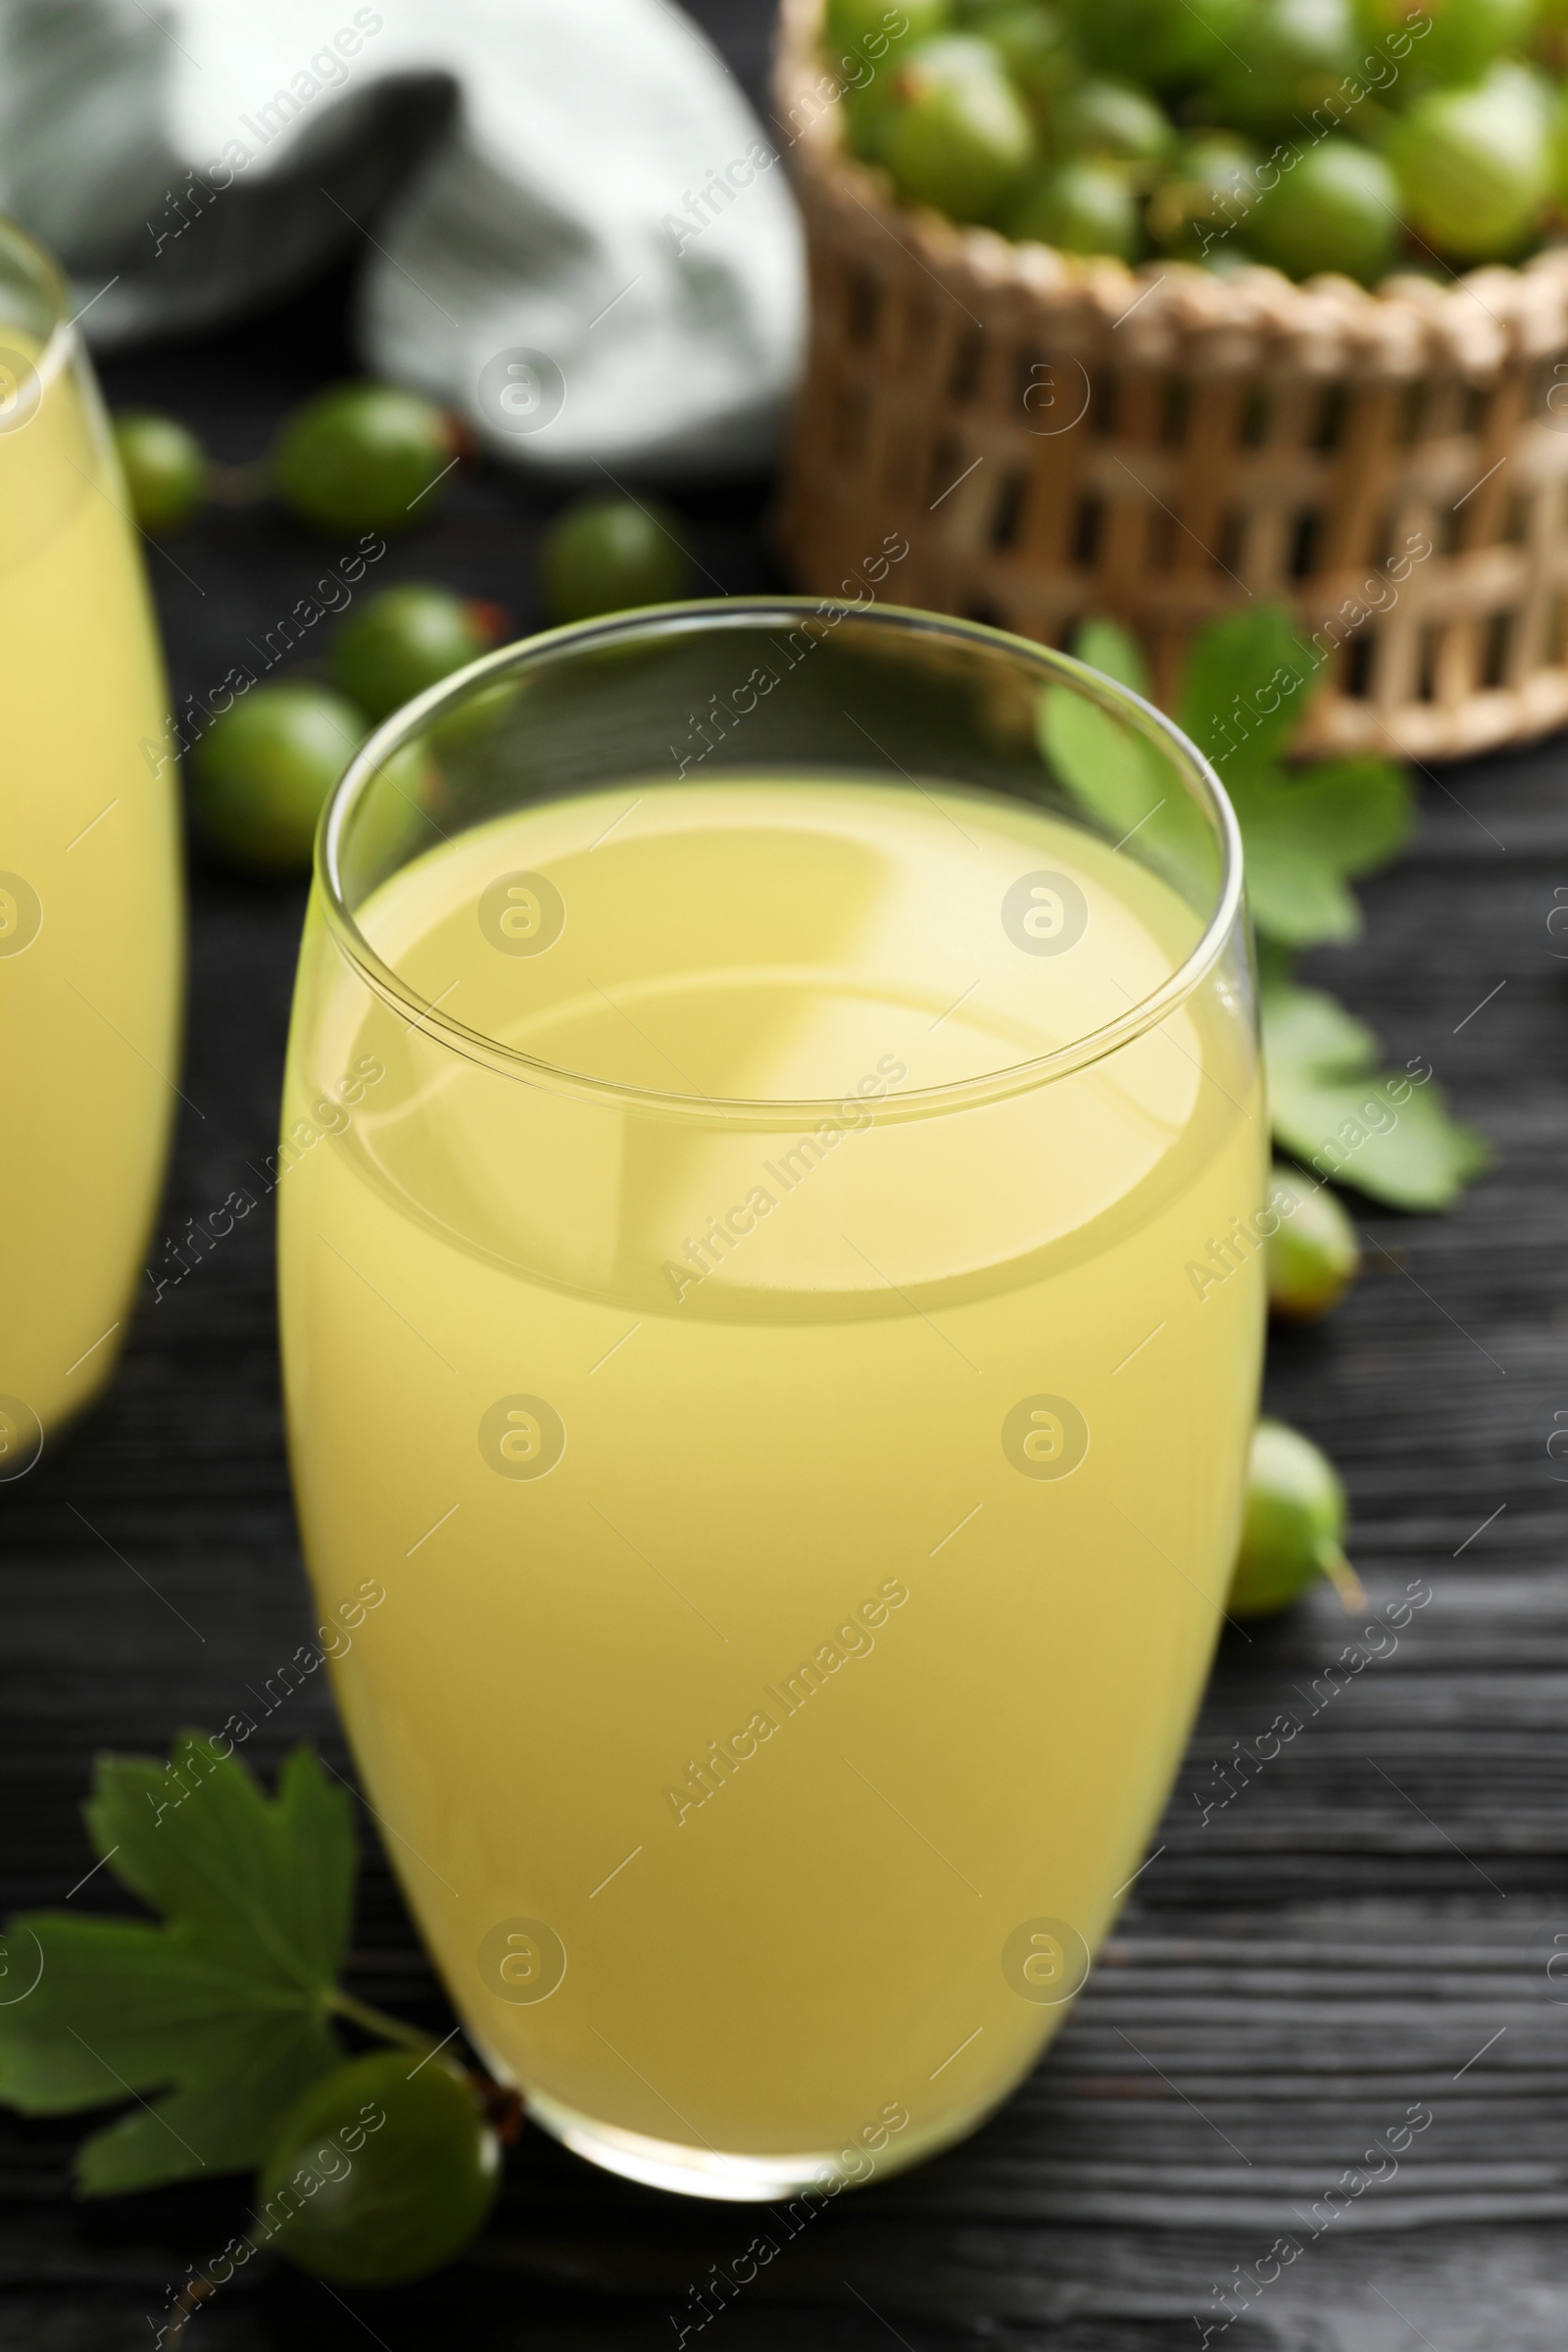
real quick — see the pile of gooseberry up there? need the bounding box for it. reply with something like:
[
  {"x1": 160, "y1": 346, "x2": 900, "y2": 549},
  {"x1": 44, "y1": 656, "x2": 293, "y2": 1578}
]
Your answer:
[
  {"x1": 112, "y1": 393, "x2": 691, "y2": 873},
  {"x1": 828, "y1": 0, "x2": 1568, "y2": 282}
]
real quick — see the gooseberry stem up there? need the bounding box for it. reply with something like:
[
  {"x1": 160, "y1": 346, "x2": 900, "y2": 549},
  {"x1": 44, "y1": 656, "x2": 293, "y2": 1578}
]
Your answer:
[
  {"x1": 325, "y1": 1988, "x2": 445, "y2": 2058},
  {"x1": 203, "y1": 459, "x2": 267, "y2": 509},
  {"x1": 1320, "y1": 1547, "x2": 1367, "y2": 1618}
]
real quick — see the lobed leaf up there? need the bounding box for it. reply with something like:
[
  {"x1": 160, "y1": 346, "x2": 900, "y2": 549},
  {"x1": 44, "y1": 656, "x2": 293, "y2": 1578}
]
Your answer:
[
  {"x1": 1043, "y1": 625, "x2": 1219, "y2": 906},
  {"x1": 1178, "y1": 605, "x2": 1321, "y2": 780},
  {"x1": 1071, "y1": 615, "x2": 1149, "y2": 697},
  {"x1": 0, "y1": 1738, "x2": 356, "y2": 2194},
  {"x1": 85, "y1": 1733, "x2": 355, "y2": 1992},
  {"x1": 1263, "y1": 980, "x2": 1492, "y2": 1212}
]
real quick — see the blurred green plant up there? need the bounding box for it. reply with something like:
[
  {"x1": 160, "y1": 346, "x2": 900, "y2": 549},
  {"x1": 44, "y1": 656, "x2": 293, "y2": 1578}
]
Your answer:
[{"x1": 1043, "y1": 606, "x2": 1490, "y2": 1210}]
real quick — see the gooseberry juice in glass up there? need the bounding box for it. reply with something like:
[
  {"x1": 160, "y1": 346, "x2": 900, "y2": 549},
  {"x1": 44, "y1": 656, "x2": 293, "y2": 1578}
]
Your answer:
[
  {"x1": 0, "y1": 223, "x2": 181, "y2": 1449},
  {"x1": 279, "y1": 608, "x2": 1263, "y2": 2197}
]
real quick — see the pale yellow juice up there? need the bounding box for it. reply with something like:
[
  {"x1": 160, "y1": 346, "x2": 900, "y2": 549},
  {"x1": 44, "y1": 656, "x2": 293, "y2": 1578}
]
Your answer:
[
  {"x1": 0, "y1": 308, "x2": 180, "y2": 1447},
  {"x1": 279, "y1": 775, "x2": 1263, "y2": 2186}
]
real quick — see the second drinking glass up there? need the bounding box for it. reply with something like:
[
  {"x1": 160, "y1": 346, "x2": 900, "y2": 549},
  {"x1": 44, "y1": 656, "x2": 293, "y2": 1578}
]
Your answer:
[{"x1": 0, "y1": 220, "x2": 182, "y2": 1473}]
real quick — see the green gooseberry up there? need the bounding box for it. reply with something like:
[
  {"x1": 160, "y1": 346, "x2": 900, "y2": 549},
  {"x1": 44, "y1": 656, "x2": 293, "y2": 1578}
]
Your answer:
[
  {"x1": 1053, "y1": 77, "x2": 1174, "y2": 171},
  {"x1": 1229, "y1": 1418, "x2": 1365, "y2": 1617},
  {"x1": 1146, "y1": 134, "x2": 1263, "y2": 259},
  {"x1": 192, "y1": 683, "x2": 367, "y2": 875},
  {"x1": 828, "y1": 0, "x2": 950, "y2": 49},
  {"x1": 112, "y1": 412, "x2": 207, "y2": 533},
  {"x1": 1389, "y1": 63, "x2": 1553, "y2": 258},
  {"x1": 1209, "y1": 0, "x2": 1359, "y2": 136},
  {"x1": 1067, "y1": 0, "x2": 1250, "y2": 89},
  {"x1": 1265, "y1": 1164, "x2": 1362, "y2": 1319},
  {"x1": 1354, "y1": 0, "x2": 1539, "y2": 89},
  {"x1": 1245, "y1": 136, "x2": 1401, "y2": 280},
  {"x1": 271, "y1": 382, "x2": 459, "y2": 536},
  {"x1": 256, "y1": 2050, "x2": 501, "y2": 2287},
  {"x1": 540, "y1": 493, "x2": 693, "y2": 624},
  {"x1": 974, "y1": 3, "x2": 1082, "y2": 103},
  {"x1": 882, "y1": 34, "x2": 1039, "y2": 220},
  {"x1": 330, "y1": 583, "x2": 503, "y2": 721},
  {"x1": 1007, "y1": 159, "x2": 1143, "y2": 256}
]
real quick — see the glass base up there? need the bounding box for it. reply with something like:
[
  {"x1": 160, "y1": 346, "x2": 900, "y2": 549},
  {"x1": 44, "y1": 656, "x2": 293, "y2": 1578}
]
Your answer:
[{"x1": 522, "y1": 2081, "x2": 997, "y2": 2202}]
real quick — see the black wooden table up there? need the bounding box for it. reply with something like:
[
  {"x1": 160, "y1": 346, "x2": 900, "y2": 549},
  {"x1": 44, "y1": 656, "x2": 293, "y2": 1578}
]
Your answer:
[{"x1": 6, "y1": 7, "x2": 1568, "y2": 2343}]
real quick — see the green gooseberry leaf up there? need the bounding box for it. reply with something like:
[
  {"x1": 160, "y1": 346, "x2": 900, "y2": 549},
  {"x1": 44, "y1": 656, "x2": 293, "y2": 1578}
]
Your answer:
[
  {"x1": 1177, "y1": 603, "x2": 1321, "y2": 781},
  {"x1": 1225, "y1": 754, "x2": 1415, "y2": 948},
  {"x1": 1039, "y1": 618, "x2": 1216, "y2": 903},
  {"x1": 1263, "y1": 976, "x2": 1492, "y2": 1210},
  {"x1": 0, "y1": 1736, "x2": 356, "y2": 2194}
]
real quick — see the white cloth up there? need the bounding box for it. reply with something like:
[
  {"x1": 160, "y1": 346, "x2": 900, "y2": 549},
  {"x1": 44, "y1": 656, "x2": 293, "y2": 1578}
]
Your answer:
[{"x1": 0, "y1": 0, "x2": 804, "y2": 474}]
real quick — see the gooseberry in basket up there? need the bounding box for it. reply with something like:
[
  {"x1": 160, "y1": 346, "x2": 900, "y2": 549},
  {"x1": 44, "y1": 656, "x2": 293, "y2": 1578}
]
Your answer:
[
  {"x1": 1389, "y1": 63, "x2": 1555, "y2": 259},
  {"x1": 1068, "y1": 0, "x2": 1250, "y2": 89},
  {"x1": 1052, "y1": 76, "x2": 1173, "y2": 171},
  {"x1": 1146, "y1": 133, "x2": 1263, "y2": 260},
  {"x1": 1353, "y1": 0, "x2": 1538, "y2": 89},
  {"x1": 880, "y1": 33, "x2": 1039, "y2": 220},
  {"x1": 828, "y1": 0, "x2": 951, "y2": 53},
  {"x1": 969, "y1": 1, "x2": 1082, "y2": 104},
  {"x1": 1245, "y1": 137, "x2": 1401, "y2": 281},
  {"x1": 1007, "y1": 158, "x2": 1143, "y2": 256},
  {"x1": 1208, "y1": 0, "x2": 1359, "y2": 136}
]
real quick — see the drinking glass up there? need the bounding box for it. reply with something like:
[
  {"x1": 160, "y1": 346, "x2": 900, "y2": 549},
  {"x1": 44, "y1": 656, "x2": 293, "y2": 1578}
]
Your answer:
[
  {"x1": 278, "y1": 600, "x2": 1263, "y2": 2200},
  {"x1": 0, "y1": 220, "x2": 182, "y2": 1474}
]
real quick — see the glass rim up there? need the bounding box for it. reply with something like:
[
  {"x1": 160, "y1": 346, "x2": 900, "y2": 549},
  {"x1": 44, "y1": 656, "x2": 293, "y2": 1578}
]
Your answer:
[
  {"x1": 317, "y1": 598, "x2": 1246, "y2": 1127},
  {"x1": 0, "y1": 215, "x2": 75, "y2": 406}
]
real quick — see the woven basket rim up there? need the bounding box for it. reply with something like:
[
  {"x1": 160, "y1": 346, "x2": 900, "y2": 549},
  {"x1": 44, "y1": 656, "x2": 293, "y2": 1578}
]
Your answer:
[{"x1": 774, "y1": 0, "x2": 1568, "y2": 368}]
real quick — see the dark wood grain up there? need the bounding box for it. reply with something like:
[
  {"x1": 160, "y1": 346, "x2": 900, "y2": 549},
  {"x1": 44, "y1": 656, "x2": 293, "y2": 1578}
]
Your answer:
[{"x1": 4, "y1": 7, "x2": 1568, "y2": 2344}]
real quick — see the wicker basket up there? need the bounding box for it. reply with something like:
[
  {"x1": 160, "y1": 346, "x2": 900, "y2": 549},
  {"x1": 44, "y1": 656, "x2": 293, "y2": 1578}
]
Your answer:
[{"x1": 773, "y1": 0, "x2": 1568, "y2": 759}]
